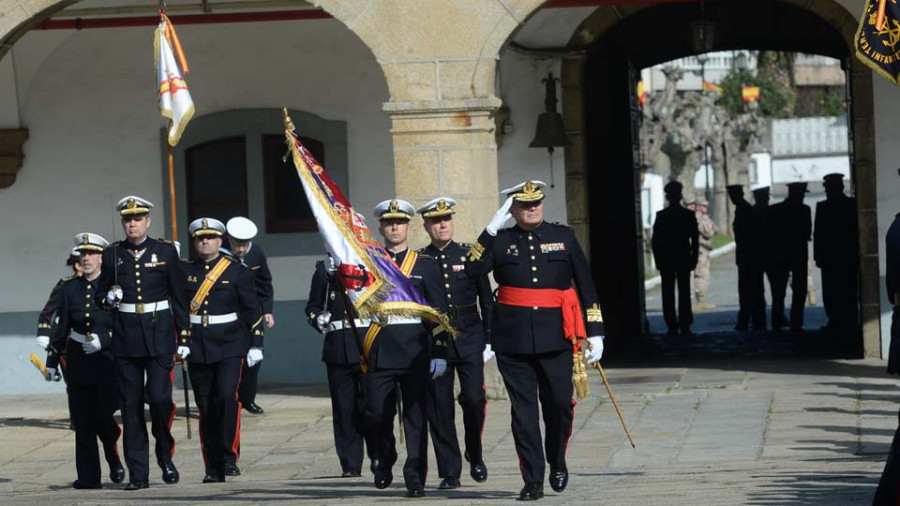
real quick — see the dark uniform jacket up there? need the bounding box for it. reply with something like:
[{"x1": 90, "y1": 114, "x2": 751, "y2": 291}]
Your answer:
[
  {"x1": 468, "y1": 221, "x2": 604, "y2": 355},
  {"x1": 97, "y1": 237, "x2": 190, "y2": 358},
  {"x1": 37, "y1": 279, "x2": 65, "y2": 339},
  {"x1": 236, "y1": 245, "x2": 274, "y2": 315},
  {"x1": 732, "y1": 199, "x2": 765, "y2": 267},
  {"x1": 367, "y1": 248, "x2": 449, "y2": 370},
  {"x1": 886, "y1": 214, "x2": 900, "y2": 375},
  {"x1": 46, "y1": 274, "x2": 114, "y2": 384},
  {"x1": 183, "y1": 255, "x2": 263, "y2": 364},
  {"x1": 814, "y1": 195, "x2": 858, "y2": 269},
  {"x1": 770, "y1": 201, "x2": 812, "y2": 265},
  {"x1": 419, "y1": 241, "x2": 493, "y2": 360},
  {"x1": 305, "y1": 260, "x2": 368, "y2": 366},
  {"x1": 652, "y1": 206, "x2": 699, "y2": 272}
]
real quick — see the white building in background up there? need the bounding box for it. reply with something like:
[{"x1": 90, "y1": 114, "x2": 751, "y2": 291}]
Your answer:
[
  {"x1": 642, "y1": 50, "x2": 756, "y2": 92},
  {"x1": 770, "y1": 116, "x2": 850, "y2": 183}
]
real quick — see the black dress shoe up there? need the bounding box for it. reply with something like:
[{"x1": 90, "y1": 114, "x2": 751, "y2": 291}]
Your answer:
[
  {"x1": 124, "y1": 481, "x2": 149, "y2": 490},
  {"x1": 470, "y1": 461, "x2": 488, "y2": 483},
  {"x1": 73, "y1": 479, "x2": 102, "y2": 489},
  {"x1": 341, "y1": 470, "x2": 362, "y2": 478},
  {"x1": 224, "y1": 462, "x2": 241, "y2": 476},
  {"x1": 160, "y1": 462, "x2": 179, "y2": 484},
  {"x1": 109, "y1": 462, "x2": 125, "y2": 484},
  {"x1": 202, "y1": 469, "x2": 226, "y2": 483},
  {"x1": 549, "y1": 467, "x2": 568, "y2": 493},
  {"x1": 373, "y1": 465, "x2": 393, "y2": 489},
  {"x1": 406, "y1": 484, "x2": 425, "y2": 498},
  {"x1": 517, "y1": 482, "x2": 544, "y2": 501},
  {"x1": 244, "y1": 403, "x2": 264, "y2": 415},
  {"x1": 439, "y1": 477, "x2": 460, "y2": 489}
]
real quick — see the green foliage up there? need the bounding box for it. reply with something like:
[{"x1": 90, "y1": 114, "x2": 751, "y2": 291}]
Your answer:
[
  {"x1": 795, "y1": 88, "x2": 845, "y2": 117},
  {"x1": 718, "y1": 69, "x2": 795, "y2": 119}
]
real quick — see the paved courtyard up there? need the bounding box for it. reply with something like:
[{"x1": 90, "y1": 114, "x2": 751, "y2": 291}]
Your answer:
[{"x1": 0, "y1": 356, "x2": 895, "y2": 505}]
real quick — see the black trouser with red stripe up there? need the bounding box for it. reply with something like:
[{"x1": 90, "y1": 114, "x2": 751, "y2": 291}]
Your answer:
[
  {"x1": 427, "y1": 351, "x2": 486, "y2": 479},
  {"x1": 115, "y1": 355, "x2": 176, "y2": 482},
  {"x1": 366, "y1": 367, "x2": 429, "y2": 489},
  {"x1": 496, "y1": 350, "x2": 574, "y2": 485},
  {"x1": 189, "y1": 357, "x2": 243, "y2": 473},
  {"x1": 327, "y1": 362, "x2": 375, "y2": 474}
]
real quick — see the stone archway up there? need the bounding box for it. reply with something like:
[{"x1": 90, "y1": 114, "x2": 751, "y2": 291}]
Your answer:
[{"x1": 557, "y1": 0, "x2": 879, "y2": 356}]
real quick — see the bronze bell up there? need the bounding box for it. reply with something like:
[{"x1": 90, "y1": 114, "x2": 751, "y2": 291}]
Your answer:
[{"x1": 529, "y1": 73, "x2": 571, "y2": 151}]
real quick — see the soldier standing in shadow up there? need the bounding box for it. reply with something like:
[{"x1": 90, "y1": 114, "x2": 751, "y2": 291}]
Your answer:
[
  {"x1": 728, "y1": 185, "x2": 767, "y2": 331},
  {"x1": 813, "y1": 173, "x2": 859, "y2": 339},
  {"x1": 769, "y1": 182, "x2": 812, "y2": 333},
  {"x1": 873, "y1": 206, "x2": 900, "y2": 504},
  {"x1": 652, "y1": 181, "x2": 699, "y2": 336}
]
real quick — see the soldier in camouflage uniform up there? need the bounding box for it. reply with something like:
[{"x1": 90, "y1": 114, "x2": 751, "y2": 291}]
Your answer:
[{"x1": 691, "y1": 197, "x2": 717, "y2": 310}]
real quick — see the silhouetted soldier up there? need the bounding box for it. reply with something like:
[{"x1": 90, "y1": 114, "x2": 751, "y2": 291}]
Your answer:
[
  {"x1": 652, "y1": 181, "x2": 699, "y2": 336},
  {"x1": 752, "y1": 185, "x2": 774, "y2": 327},
  {"x1": 728, "y1": 185, "x2": 766, "y2": 331},
  {"x1": 873, "y1": 209, "x2": 900, "y2": 503},
  {"x1": 769, "y1": 182, "x2": 812, "y2": 332},
  {"x1": 813, "y1": 173, "x2": 859, "y2": 336}
]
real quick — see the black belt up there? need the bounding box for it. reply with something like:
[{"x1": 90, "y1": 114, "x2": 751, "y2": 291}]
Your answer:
[{"x1": 448, "y1": 303, "x2": 478, "y2": 318}]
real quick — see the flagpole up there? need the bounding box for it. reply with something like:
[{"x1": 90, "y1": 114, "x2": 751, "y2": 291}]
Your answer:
[{"x1": 168, "y1": 145, "x2": 178, "y2": 242}]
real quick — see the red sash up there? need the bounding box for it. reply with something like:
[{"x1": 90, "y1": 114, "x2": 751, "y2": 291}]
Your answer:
[{"x1": 497, "y1": 286, "x2": 586, "y2": 343}]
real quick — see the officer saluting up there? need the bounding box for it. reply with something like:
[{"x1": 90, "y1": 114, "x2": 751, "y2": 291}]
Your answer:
[
  {"x1": 183, "y1": 218, "x2": 263, "y2": 483},
  {"x1": 368, "y1": 198, "x2": 449, "y2": 498},
  {"x1": 305, "y1": 255, "x2": 376, "y2": 477},
  {"x1": 47, "y1": 233, "x2": 124, "y2": 489},
  {"x1": 416, "y1": 197, "x2": 492, "y2": 489},
  {"x1": 467, "y1": 181, "x2": 604, "y2": 501},
  {"x1": 96, "y1": 196, "x2": 189, "y2": 490}
]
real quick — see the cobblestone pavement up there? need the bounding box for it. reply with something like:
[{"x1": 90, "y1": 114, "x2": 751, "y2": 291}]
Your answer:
[{"x1": 0, "y1": 357, "x2": 893, "y2": 505}]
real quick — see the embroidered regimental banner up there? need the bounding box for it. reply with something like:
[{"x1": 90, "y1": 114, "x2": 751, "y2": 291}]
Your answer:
[{"x1": 856, "y1": 0, "x2": 900, "y2": 85}]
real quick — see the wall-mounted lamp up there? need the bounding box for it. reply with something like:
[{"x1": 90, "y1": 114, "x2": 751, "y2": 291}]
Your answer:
[{"x1": 529, "y1": 72, "x2": 570, "y2": 188}]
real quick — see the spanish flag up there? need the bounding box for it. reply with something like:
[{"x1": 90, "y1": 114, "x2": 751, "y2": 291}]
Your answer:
[
  {"x1": 702, "y1": 80, "x2": 723, "y2": 93},
  {"x1": 637, "y1": 80, "x2": 646, "y2": 108},
  {"x1": 742, "y1": 85, "x2": 760, "y2": 102},
  {"x1": 855, "y1": 0, "x2": 900, "y2": 85},
  {"x1": 155, "y1": 14, "x2": 195, "y2": 146}
]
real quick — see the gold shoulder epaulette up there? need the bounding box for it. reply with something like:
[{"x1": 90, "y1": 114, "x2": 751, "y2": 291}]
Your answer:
[
  {"x1": 417, "y1": 251, "x2": 436, "y2": 260},
  {"x1": 156, "y1": 237, "x2": 174, "y2": 244},
  {"x1": 551, "y1": 221, "x2": 573, "y2": 229},
  {"x1": 59, "y1": 275, "x2": 76, "y2": 283},
  {"x1": 416, "y1": 247, "x2": 428, "y2": 254},
  {"x1": 459, "y1": 242, "x2": 472, "y2": 249}
]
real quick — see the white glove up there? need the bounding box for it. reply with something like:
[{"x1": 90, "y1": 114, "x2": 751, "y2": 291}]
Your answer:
[
  {"x1": 176, "y1": 346, "x2": 191, "y2": 360},
  {"x1": 35, "y1": 335, "x2": 50, "y2": 349},
  {"x1": 430, "y1": 358, "x2": 448, "y2": 379},
  {"x1": 326, "y1": 255, "x2": 337, "y2": 273},
  {"x1": 106, "y1": 287, "x2": 123, "y2": 308},
  {"x1": 247, "y1": 347, "x2": 264, "y2": 367},
  {"x1": 46, "y1": 367, "x2": 61, "y2": 382},
  {"x1": 315, "y1": 312, "x2": 331, "y2": 333},
  {"x1": 482, "y1": 344, "x2": 495, "y2": 363},
  {"x1": 486, "y1": 196, "x2": 514, "y2": 236},
  {"x1": 82, "y1": 335, "x2": 102, "y2": 355},
  {"x1": 585, "y1": 336, "x2": 604, "y2": 364},
  {"x1": 173, "y1": 241, "x2": 182, "y2": 257}
]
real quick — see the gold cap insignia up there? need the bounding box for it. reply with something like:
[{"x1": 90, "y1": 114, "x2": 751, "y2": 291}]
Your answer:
[
  {"x1": 389, "y1": 200, "x2": 399, "y2": 213},
  {"x1": 81, "y1": 234, "x2": 89, "y2": 245},
  {"x1": 202, "y1": 218, "x2": 209, "y2": 229},
  {"x1": 436, "y1": 199, "x2": 449, "y2": 212},
  {"x1": 125, "y1": 198, "x2": 137, "y2": 210},
  {"x1": 523, "y1": 181, "x2": 537, "y2": 195}
]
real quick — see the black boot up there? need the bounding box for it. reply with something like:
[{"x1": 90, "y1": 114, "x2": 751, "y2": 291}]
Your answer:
[
  {"x1": 160, "y1": 461, "x2": 179, "y2": 484},
  {"x1": 518, "y1": 482, "x2": 544, "y2": 501},
  {"x1": 549, "y1": 467, "x2": 568, "y2": 493}
]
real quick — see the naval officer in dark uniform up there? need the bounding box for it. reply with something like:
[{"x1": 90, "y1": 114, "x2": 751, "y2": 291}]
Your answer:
[
  {"x1": 875, "y1": 208, "x2": 900, "y2": 504},
  {"x1": 769, "y1": 182, "x2": 812, "y2": 332},
  {"x1": 182, "y1": 218, "x2": 263, "y2": 483},
  {"x1": 305, "y1": 255, "x2": 376, "y2": 477},
  {"x1": 47, "y1": 233, "x2": 124, "y2": 489},
  {"x1": 467, "y1": 181, "x2": 604, "y2": 501},
  {"x1": 367, "y1": 198, "x2": 450, "y2": 498},
  {"x1": 416, "y1": 197, "x2": 492, "y2": 489},
  {"x1": 97, "y1": 196, "x2": 190, "y2": 490},
  {"x1": 225, "y1": 217, "x2": 274, "y2": 416}
]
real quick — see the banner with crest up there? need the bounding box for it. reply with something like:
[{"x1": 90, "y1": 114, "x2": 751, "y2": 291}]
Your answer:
[
  {"x1": 856, "y1": 0, "x2": 900, "y2": 85},
  {"x1": 281, "y1": 108, "x2": 452, "y2": 332}
]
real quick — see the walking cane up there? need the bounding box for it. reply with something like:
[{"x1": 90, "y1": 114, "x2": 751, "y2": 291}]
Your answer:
[
  {"x1": 180, "y1": 359, "x2": 191, "y2": 439},
  {"x1": 586, "y1": 342, "x2": 635, "y2": 448}
]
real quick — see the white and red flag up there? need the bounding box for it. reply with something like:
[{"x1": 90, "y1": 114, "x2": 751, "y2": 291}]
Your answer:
[{"x1": 155, "y1": 14, "x2": 194, "y2": 146}]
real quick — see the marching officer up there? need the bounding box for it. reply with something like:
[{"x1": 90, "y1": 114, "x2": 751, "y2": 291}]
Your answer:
[
  {"x1": 813, "y1": 173, "x2": 859, "y2": 336},
  {"x1": 183, "y1": 218, "x2": 264, "y2": 483},
  {"x1": 466, "y1": 181, "x2": 604, "y2": 501},
  {"x1": 36, "y1": 250, "x2": 82, "y2": 356},
  {"x1": 727, "y1": 185, "x2": 767, "y2": 331},
  {"x1": 96, "y1": 196, "x2": 190, "y2": 490},
  {"x1": 225, "y1": 217, "x2": 274, "y2": 416},
  {"x1": 652, "y1": 181, "x2": 699, "y2": 336},
  {"x1": 305, "y1": 255, "x2": 376, "y2": 477},
  {"x1": 416, "y1": 197, "x2": 492, "y2": 489},
  {"x1": 769, "y1": 182, "x2": 812, "y2": 332},
  {"x1": 367, "y1": 198, "x2": 449, "y2": 498},
  {"x1": 47, "y1": 233, "x2": 124, "y2": 489}
]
